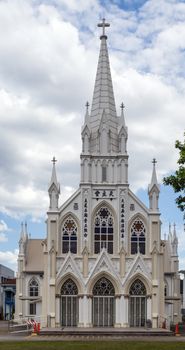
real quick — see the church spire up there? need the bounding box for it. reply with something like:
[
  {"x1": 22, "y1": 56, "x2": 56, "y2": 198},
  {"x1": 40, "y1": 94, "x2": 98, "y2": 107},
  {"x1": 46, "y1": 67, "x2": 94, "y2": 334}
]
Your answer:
[
  {"x1": 148, "y1": 159, "x2": 160, "y2": 211},
  {"x1": 90, "y1": 19, "x2": 117, "y2": 132},
  {"x1": 48, "y1": 157, "x2": 60, "y2": 210}
]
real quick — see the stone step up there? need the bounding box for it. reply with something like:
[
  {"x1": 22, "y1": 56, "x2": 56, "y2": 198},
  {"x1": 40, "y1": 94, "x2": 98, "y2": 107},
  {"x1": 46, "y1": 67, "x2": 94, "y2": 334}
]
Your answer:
[{"x1": 39, "y1": 328, "x2": 174, "y2": 337}]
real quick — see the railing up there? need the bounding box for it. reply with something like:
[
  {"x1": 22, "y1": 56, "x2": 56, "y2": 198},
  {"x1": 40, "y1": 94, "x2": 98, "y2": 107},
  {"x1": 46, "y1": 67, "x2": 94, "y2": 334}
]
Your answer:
[{"x1": 8, "y1": 315, "x2": 47, "y2": 333}]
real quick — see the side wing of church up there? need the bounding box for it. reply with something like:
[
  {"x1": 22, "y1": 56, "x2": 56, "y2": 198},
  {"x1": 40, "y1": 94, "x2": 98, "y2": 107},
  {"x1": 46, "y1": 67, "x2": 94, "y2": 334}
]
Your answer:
[{"x1": 15, "y1": 21, "x2": 181, "y2": 329}]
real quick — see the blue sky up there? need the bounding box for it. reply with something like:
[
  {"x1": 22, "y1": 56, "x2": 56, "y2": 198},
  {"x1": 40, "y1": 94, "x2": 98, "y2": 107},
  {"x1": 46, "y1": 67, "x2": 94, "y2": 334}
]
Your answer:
[{"x1": 0, "y1": 0, "x2": 184, "y2": 272}]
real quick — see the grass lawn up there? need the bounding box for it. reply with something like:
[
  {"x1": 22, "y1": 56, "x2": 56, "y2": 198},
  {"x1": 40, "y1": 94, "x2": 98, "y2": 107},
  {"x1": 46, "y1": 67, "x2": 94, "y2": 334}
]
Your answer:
[{"x1": 0, "y1": 341, "x2": 185, "y2": 350}]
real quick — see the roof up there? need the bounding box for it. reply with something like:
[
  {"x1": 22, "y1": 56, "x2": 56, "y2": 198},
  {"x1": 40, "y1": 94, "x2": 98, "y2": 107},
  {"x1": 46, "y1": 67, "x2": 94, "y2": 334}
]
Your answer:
[
  {"x1": 25, "y1": 239, "x2": 44, "y2": 272},
  {"x1": 1, "y1": 278, "x2": 16, "y2": 285}
]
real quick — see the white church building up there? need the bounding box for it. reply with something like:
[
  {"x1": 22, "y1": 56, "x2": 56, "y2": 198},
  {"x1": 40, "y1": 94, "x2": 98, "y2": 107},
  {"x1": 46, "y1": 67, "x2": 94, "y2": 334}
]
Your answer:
[{"x1": 15, "y1": 20, "x2": 181, "y2": 329}]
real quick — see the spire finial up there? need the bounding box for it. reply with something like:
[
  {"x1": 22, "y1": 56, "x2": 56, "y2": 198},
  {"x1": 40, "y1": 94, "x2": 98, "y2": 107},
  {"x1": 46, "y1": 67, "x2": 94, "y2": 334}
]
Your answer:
[
  {"x1": 85, "y1": 101, "x2": 89, "y2": 112},
  {"x1": 98, "y1": 18, "x2": 110, "y2": 39},
  {"x1": 152, "y1": 158, "x2": 157, "y2": 166},
  {"x1": 52, "y1": 156, "x2": 57, "y2": 165},
  {"x1": 120, "y1": 102, "x2": 125, "y2": 112}
]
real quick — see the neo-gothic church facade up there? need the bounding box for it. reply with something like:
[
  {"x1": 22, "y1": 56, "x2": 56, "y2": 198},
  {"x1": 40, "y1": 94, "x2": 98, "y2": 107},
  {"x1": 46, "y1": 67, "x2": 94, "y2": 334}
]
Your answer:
[{"x1": 15, "y1": 21, "x2": 181, "y2": 329}]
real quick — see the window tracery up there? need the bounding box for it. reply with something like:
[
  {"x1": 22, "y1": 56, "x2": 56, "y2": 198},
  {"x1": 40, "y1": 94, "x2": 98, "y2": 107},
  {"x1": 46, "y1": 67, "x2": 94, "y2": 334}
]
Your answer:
[
  {"x1": 62, "y1": 217, "x2": 77, "y2": 254},
  {"x1": 29, "y1": 278, "x2": 39, "y2": 297},
  {"x1": 129, "y1": 279, "x2": 146, "y2": 296},
  {"x1": 131, "y1": 218, "x2": 146, "y2": 254},
  {"x1": 93, "y1": 277, "x2": 115, "y2": 296},
  {"x1": 94, "y1": 207, "x2": 114, "y2": 254},
  {"x1": 61, "y1": 279, "x2": 78, "y2": 295}
]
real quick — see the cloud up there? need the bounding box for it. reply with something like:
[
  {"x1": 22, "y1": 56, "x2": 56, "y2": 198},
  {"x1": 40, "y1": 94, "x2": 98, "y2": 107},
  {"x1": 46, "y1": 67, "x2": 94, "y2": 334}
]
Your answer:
[
  {"x1": 0, "y1": 0, "x2": 184, "y2": 222},
  {"x1": 0, "y1": 249, "x2": 18, "y2": 272}
]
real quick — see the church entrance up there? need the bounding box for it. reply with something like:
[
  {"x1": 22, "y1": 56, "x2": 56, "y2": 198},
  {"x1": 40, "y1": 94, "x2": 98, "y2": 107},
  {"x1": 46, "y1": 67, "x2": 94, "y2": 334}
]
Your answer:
[
  {"x1": 60, "y1": 279, "x2": 78, "y2": 327},
  {"x1": 92, "y1": 277, "x2": 115, "y2": 327},
  {"x1": 129, "y1": 279, "x2": 147, "y2": 327}
]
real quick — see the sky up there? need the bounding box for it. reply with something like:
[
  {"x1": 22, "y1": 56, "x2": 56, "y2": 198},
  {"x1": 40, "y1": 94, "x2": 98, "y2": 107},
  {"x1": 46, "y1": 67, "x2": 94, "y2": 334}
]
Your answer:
[{"x1": 0, "y1": 0, "x2": 184, "y2": 273}]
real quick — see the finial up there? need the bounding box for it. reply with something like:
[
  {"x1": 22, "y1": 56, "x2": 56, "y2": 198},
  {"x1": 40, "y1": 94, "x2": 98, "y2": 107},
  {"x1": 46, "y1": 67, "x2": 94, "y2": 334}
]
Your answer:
[
  {"x1": 51, "y1": 156, "x2": 57, "y2": 165},
  {"x1": 85, "y1": 101, "x2": 89, "y2": 112},
  {"x1": 120, "y1": 102, "x2": 125, "y2": 112},
  {"x1": 152, "y1": 158, "x2": 157, "y2": 166},
  {"x1": 97, "y1": 18, "x2": 110, "y2": 39}
]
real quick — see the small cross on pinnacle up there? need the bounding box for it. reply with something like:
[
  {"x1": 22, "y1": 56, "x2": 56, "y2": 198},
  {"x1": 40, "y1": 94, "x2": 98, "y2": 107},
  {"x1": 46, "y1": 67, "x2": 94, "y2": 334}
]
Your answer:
[
  {"x1": 86, "y1": 101, "x2": 89, "y2": 112},
  {"x1": 152, "y1": 158, "x2": 157, "y2": 165},
  {"x1": 98, "y1": 18, "x2": 110, "y2": 38},
  {"x1": 120, "y1": 102, "x2": 125, "y2": 112},
  {"x1": 52, "y1": 156, "x2": 57, "y2": 165}
]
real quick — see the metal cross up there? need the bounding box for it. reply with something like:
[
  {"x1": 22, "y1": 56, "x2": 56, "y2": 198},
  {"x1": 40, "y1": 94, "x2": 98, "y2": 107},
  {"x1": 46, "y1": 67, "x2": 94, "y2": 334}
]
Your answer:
[
  {"x1": 51, "y1": 156, "x2": 57, "y2": 164},
  {"x1": 120, "y1": 102, "x2": 125, "y2": 112},
  {"x1": 86, "y1": 101, "x2": 89, "y2": 112},
  {"x1": 97, "y1": 18, "x2": 110, "y2": 36},
  {"x1": 152, "y1": 158, "x2": 157, "y2": 165}
]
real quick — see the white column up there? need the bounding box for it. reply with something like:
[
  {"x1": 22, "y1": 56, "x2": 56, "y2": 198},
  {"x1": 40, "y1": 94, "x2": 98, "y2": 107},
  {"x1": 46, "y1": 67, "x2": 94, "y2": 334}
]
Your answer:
[
  {"x1": 115, "y1": 296, "x2": 121, "y2": 327},
  {"x1": 83, "y1": 295, "x2": 89, "y2": 326},
  {"x1": 88, "y1": 297, "x2": 93, "y2": 327},
  {"x1": 55, "y1": 297, "x2": 60, "y2": 326},
  {"x1": 147, "y1": 297, "x2": 152, "y2": 320},
  {"x1": 124, "y1": 297, "x2": 129, "y2": 327},
  {"x1": 78, "y1": 297, "x2": 83, "y2": 327}
]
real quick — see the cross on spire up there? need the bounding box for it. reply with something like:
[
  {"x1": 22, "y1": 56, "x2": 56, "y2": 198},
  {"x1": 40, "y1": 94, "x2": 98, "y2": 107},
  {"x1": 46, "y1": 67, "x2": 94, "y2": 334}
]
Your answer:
[
  {"x1": 98, "y1": 18, "x2": 110, "y2": 39},
  {"x1": 85, "y1": 101, "x2": 89, "y2": 112},
  {"x1": 52, "y1": 156, "x2": 57, "y2": 165},
  {"x1": 120, "y1": 102, "x2": 125, "y2": 112},
  {"x1": 152, "y1": 158, "x2": 157, "y2": 165}
]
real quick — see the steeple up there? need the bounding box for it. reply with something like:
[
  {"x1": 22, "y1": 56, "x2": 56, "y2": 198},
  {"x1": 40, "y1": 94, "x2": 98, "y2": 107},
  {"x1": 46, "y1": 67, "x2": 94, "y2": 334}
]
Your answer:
[
  {"x1": 80, "y1": 20, "x2": 128, "y2": 185},
  {"x1": 90, "y1": 19, "x2": 117, "y2": 132},
  {"x1": 148, "y1": 159, "x2": 160, "y2": 211},
  {"x1": 48, "y1": 157, "x2": 60, "y2": 210}
]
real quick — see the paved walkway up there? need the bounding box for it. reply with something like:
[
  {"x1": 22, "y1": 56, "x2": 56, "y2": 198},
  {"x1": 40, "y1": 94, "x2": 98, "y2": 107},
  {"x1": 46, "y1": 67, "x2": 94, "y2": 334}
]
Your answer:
[{"x1": 0, "y1": 333, "x2": 185, "y2": 342}]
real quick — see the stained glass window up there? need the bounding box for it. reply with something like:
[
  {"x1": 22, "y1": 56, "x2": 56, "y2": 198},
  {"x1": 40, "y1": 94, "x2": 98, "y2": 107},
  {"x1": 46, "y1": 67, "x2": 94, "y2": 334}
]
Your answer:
[
  {"x1": 62, "y1": 217, "x2": 77, "y2": 254},
  {"x1": 94, "y1": 207, "x2": 114, "y2": 254},
  {"x1": 131, "y1": 219, "x2": 146, "y2": 254}
]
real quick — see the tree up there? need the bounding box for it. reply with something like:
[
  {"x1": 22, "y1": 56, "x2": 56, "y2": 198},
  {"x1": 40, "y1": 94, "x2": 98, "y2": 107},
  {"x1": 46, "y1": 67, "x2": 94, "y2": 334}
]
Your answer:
[{"x1": 163, "y1": 132, "x2": 185, "y2": 215}]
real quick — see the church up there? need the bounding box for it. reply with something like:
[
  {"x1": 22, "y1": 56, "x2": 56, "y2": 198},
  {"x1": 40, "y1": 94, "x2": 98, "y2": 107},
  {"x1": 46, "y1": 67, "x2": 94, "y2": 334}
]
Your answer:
[{"x1": 15, "y1": 20, "x2": 181, "y2": 329}]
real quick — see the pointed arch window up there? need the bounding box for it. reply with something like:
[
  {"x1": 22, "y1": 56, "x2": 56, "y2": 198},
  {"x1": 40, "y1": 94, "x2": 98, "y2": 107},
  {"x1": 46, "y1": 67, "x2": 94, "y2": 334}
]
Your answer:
[
  {"x1": 62, "y1": 217, "x2": 77, "y2": 254},
  {"x1": 129, "y1": 279, "x2": 146, "y2": 295},
  {"x1": 131, "y1": 219, "x2": 146, "y2": 255},
  {"x1": 94, "y1": 207, "x2": 114, "y2": 254},
  {"x1": 29, "y1": 278, "x2": 39, "y2": 297}
]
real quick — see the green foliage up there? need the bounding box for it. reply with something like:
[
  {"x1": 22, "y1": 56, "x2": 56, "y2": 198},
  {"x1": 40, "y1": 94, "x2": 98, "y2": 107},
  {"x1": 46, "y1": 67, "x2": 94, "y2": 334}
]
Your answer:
[{"x1": 163, "y1": 132, "x2": 185, "y2": 214}]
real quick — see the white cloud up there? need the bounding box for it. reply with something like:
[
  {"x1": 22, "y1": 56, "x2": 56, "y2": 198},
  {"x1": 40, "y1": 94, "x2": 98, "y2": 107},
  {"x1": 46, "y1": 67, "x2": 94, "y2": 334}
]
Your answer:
[
  {"x1": 0, "y1": 0, "x2": 184, "y2": 221},
  {"x1": 0, "y1": 249, "x2": 18, "y2": 272}
]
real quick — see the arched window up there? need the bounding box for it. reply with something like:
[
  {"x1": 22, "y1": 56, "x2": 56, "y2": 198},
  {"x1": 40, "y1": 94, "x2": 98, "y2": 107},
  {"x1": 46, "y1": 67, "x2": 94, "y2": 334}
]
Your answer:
[
  {"x1": 61, "y1": 279, "x2": 78, "y2": 327},
  {"x1": 92, "y1": 277, "x2": 115, "y2": 326},
  {"x1": 29, "y1": 278, "x2": 38, "y2": 297},
  {"x1": 131, "y1": 218, "x2": 146, "y2": 254},
  {"x1": 129, "y1": 279, "x2": 147, "y2": 327},
  {"x1": 93, "y1": 277, "x2": 115, "y2": 296},
  {"x1": 94, "y1": 207, "x2": 114, "y2": 254},
  {"x1": 129, "y1": 279, "x2": 146, "y2": 296},
  {"x1": 62, "y1": 217, "x2": 77, "y2": 254},
  {"x1": 61, "y1": 279, "x2": 78, "y2": 295},
  {"x1": 29, "y1": 278, "x2": 39, "y2": 315}
]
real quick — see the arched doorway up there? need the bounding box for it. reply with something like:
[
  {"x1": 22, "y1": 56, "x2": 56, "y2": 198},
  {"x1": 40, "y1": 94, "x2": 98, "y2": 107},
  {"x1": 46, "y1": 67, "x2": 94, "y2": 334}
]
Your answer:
[
  {"x1": 129, "y1": 279, "x2": 147, "y2": 327},
  {"x1": 92, "y1": 277, "x2": 115, "y2": 327},
  {"x1": 60, "y1": 278, "x2": 78, "y2": 327}
]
